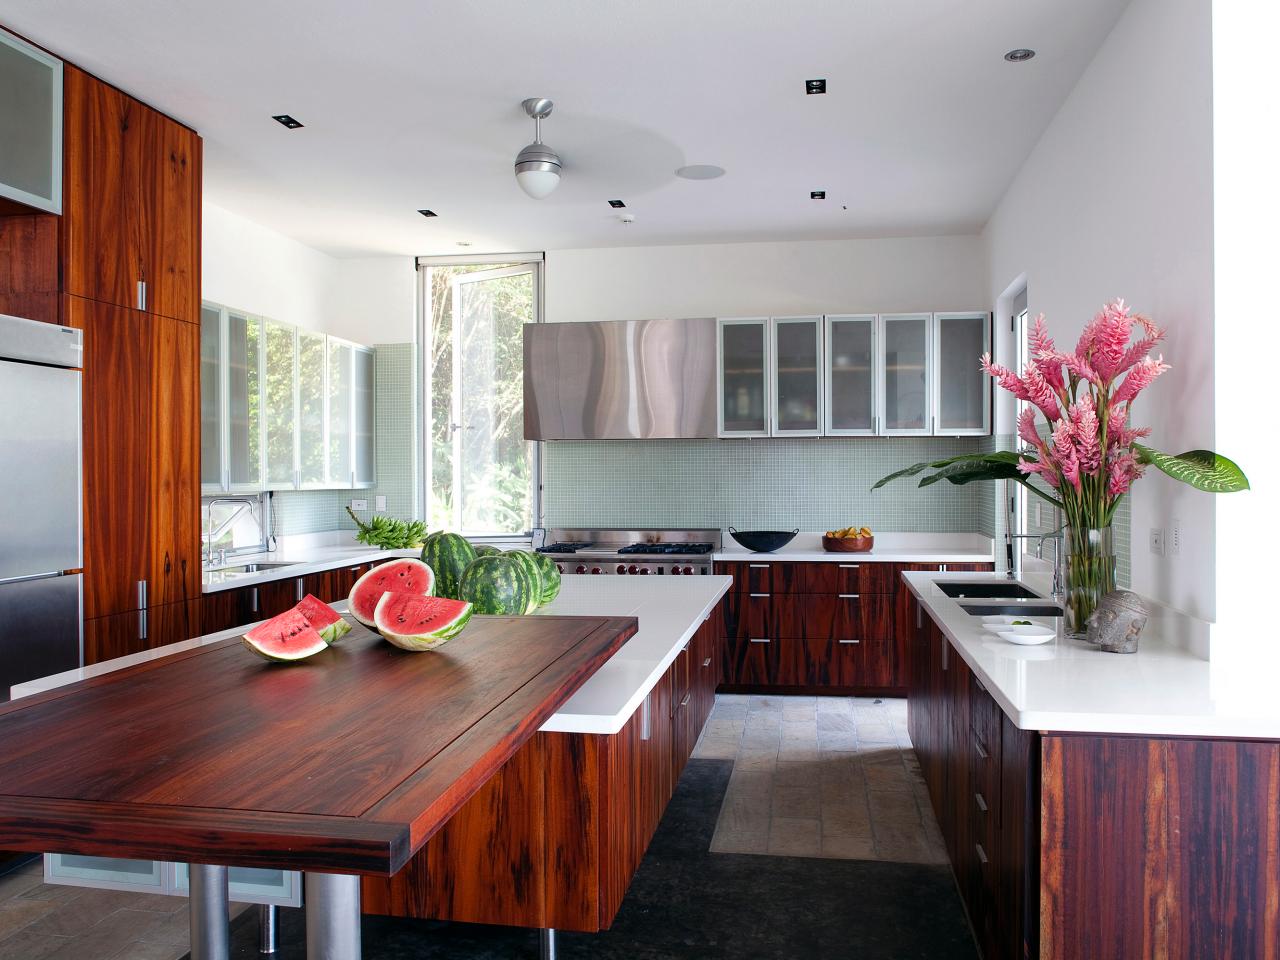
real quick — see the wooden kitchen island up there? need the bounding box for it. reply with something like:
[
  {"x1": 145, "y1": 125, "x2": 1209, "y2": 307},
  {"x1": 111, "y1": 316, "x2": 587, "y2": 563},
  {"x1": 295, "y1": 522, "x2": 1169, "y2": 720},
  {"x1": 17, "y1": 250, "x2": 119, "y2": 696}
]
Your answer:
[{"x1": 0, "y1": 613, "x2": 637, "y2": 959}]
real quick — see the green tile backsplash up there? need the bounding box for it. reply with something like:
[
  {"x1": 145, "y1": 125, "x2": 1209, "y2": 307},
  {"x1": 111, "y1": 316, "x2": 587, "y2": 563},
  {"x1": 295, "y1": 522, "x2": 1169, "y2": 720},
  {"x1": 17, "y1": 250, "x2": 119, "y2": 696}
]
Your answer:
[
  {"x1": 272, "y1": 343, "x2": 418, "y2": 535},
  {"x1": 541, "y1": 437, "x2": 987, "y2": 532}
]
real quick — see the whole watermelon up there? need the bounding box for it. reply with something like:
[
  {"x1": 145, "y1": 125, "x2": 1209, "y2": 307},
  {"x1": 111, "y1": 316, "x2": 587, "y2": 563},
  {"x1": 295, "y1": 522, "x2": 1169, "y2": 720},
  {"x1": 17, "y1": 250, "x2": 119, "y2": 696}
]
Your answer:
[
  {"x1": 504, "y1": 550, "x2": 545, "y2": 613},
  {"x1": 529, "y1": 551, "x2": 561, "y2": 606},
  {"x1": 459, "y1": 554, "x2": 534, "y2": 616},
  {"x1": 421, "y1": 533, "x2": 477, "y2": 600},
  {"x1": 472, "y1": 544, "x2": 502, "y2": 558}
]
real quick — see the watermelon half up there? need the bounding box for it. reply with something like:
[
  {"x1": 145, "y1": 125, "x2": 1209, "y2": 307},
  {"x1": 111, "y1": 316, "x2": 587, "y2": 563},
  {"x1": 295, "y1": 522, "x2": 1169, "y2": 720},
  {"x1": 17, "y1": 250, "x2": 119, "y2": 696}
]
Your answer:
[
  {"x1": 373, "y1": 593, "x2": 473, "y2": 651},
  {"x1": 243, "y1": 609, "x2": 330, "y2": 662},
  {"x1": 458, "y1": 554, "x2": 535, "y2": 616},
  {"x1": 422, "y1": 533, "x2": 477, "y2": 600},
  {"x1": 348, "y1": 558, "x2": 436, "y2": 628},
  {"x1": 295, "y1": 594, "x2": 352, "y2": 644}
]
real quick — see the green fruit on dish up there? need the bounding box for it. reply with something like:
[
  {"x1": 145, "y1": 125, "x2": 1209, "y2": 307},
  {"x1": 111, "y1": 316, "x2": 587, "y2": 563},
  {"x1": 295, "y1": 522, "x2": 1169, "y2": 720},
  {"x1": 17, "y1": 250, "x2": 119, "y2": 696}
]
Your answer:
[
  {"x1": 503, "y1": 550, "x2": 545, "y2": 613},
  {"x1": 421, "y1": 533, "x2": 477, "y2": 600},
  {"x1": 528, "y1": 551, "x2": 561, "y2": 606},
  {"x1": 373, "y1": 593, "x2": 473, "y2": 651},
  {"x1": 458, "y1": 554, "x2": 535, "y2": 616}
]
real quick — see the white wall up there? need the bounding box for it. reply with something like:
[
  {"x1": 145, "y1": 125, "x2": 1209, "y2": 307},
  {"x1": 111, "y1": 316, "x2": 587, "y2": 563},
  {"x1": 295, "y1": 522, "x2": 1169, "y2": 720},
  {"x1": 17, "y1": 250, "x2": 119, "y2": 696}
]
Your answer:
[
  {"x1": 982, "y1": 0, "x2": 1214, "y2": 620},
  {"x1": 545, "y1": 235, "x2": 986, "y2": 322},
  {"x1": 203, "y1": 200, "x2": 415, "y2": 344}
]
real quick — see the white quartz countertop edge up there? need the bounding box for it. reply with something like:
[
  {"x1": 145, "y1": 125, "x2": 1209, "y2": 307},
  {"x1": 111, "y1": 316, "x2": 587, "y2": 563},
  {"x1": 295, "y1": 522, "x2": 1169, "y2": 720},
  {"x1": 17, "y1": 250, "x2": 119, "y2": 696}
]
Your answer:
[
  {"x1": 15, "y1": 577, "x2": 732, "y2": 738},
  {"x1": 903, "y1": 571, "x2": 1280, "y2": 740},
  {"x1": 202, "y1": 546, "x2": 424, "y2": 593},
  {"x1": 713, "y1": 549, "x2": 995, "y2": 563}
]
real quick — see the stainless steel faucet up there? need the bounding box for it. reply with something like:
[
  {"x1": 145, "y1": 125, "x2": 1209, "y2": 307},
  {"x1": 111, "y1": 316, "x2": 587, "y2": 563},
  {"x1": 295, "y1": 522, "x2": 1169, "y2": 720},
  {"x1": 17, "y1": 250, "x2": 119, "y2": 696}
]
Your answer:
[
  {"x1": 204, "y1": 497, "x2": 254, "y2": 566},
  {"x1": 1005, "y1": 529, "x2": 1066, "y2": 601}
]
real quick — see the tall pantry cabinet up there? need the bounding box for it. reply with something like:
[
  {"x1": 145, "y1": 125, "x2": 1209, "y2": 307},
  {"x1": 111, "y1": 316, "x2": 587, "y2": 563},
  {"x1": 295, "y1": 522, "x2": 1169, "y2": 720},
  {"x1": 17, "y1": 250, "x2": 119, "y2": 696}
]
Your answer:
[{"x1": 0, "y1": 55, "x2": 204, "y2": 665}]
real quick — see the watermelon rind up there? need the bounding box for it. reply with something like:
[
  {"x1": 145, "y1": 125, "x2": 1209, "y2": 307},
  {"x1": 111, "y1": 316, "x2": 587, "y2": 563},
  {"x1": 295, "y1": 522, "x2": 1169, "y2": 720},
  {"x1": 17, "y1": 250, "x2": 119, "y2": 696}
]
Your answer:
[
  {"x1": 243, "y1": 609, "x2": 329, "y2": 662},
  {"x1": 472, "y1": 544, "x2": 502, "y2": 558},
  {"x1": 529, "y1": 551, "x2": 562, "y2": 606},
  {"x1": 348, "y1": 558, "x2": 436, "y2": 628},
  {"x1": 373, "y1": 592, "x2": 473, "y2": 651},
  {"x1": 503, "y1": 550, "x2": 544, "y2": 613},
  {"x1": 421, "y1": 533, "x2": 477, "y2": 600},
  {"x1": 294, "y1": 594, "x2": 352, "y2": 644},
  {"x1": 458, "y1": 555, "x2": 534, "y2": 616}
]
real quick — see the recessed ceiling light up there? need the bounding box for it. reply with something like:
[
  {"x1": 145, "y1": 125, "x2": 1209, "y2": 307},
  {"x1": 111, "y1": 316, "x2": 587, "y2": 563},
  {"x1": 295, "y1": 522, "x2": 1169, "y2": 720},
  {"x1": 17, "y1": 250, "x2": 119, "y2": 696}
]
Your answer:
[
  {"x1": 271, "y1": 114, "x2": 304, "y2": 129},
  {"x1": 810, "y1": 190, "x2": 826, "y2": 200},
  {"x1": 805, "y1": 79, "x2": 827, "y2": 95},
  {"x1": 456, "y1": 241, "x2": 472, "y2": 247},
  {"x1": 675, "y1": 164, "x2": 726, "y2": 181},
  {"x1": 1004, "y1": 48, "x2": 1036, "y2": 62},
  {"x1": 417, "y1": 209, "x2": 437, "y2": 218},
  {"x1": 608, "y1": 199, "x2": 626, "y2": 209}
]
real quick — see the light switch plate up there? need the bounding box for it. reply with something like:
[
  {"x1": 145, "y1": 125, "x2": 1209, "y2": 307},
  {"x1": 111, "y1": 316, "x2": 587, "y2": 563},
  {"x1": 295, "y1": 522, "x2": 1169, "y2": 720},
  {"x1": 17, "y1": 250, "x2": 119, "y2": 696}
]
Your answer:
[
  {"x1": 350, "y1": 499, "x2": 369, "y2": 512},
  {"x1": 1149, "y1": 527, "x2": 1165, "y2": 556},
  {"x1": 375, "y1": 495, "x2": 387, "y2": 512}
]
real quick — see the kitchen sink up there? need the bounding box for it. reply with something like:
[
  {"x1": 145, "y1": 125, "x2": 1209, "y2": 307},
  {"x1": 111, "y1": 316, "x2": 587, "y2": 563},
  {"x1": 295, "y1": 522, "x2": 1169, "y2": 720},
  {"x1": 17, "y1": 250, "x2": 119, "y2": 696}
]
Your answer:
[
  {"x1": 207, "y1": 561, "x2": 297, "y2": 575},
  {"x1": 961, "y1": 602, "x2": 1063, "y2": 617},
  {"x1": 938, "y1": 581, "x2": 1041, "y2": 600}
]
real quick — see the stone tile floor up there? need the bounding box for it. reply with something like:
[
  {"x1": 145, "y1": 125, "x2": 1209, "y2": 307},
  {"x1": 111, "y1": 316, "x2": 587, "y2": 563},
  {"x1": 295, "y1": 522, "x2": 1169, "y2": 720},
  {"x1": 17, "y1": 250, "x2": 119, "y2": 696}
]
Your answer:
[
  {"x1": 0, "y1": 862, "x2": 249, "y2": 960},
  {"x1": 698, "y1": 694, "x2": 949, "y2": 863}
]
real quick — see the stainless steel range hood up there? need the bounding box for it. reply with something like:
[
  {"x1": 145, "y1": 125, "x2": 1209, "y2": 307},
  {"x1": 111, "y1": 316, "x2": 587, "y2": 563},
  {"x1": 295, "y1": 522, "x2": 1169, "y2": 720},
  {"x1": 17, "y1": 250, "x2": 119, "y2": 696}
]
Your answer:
[{"x1": 523, "y1": 317, "x2": 718, "y2": 439}]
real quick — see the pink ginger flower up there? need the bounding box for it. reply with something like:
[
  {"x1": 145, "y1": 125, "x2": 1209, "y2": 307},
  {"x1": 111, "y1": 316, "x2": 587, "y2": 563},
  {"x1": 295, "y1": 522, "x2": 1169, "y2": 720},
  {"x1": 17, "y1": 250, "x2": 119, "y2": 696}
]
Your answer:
[
  {"x1": 980, "y1": 353, "x2": 1032, "y2": 402},
  {"x1": 1108, "y1": 450, "x2": 1145, "y2": 497},
  {"x1": 1088, "y1": 299, "x2": 1137, "y2": 382},
  {"x1": 1028, "y1": 314, "x2": 1055, "y2": 357},
  {"x1": 1031, "y1": 355, "x2": 1065, "y2": 393},
  {"x1": 1115, "y1": 330, "x2": 1165, "y2": 377},
  {"x1": 1022, "y1": 361, "x2": 1063, "y2": 422},
  {"x1": 1017, "y1": 458, "x2": 1061, "y2": 489},
  {"x1": 1068, "y1": 395, "x2": 1102, "y2": 475},
  {"x1": 1051, "y1": 420, "x2": 1081, "y2": 490},
  {"x1": 1016, "y1": 407, "x2": 1042, "y2": 449},
  {"x1": 1045, "y1": 349, "x2": 1102, "y2": 387},
  {"x1": 1112, "y1": 355, "x2": 1170, "y2": 405}
]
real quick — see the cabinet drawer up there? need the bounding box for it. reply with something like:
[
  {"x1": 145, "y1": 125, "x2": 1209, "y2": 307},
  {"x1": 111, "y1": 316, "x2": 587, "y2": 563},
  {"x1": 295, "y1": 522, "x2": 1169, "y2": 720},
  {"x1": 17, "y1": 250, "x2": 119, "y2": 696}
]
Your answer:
[
  {"x1": 774, "y1": 594, "x2": 893, "y2": 641},
  {"x1": 722, "y1": 635, "x2": 781, "y2": 686},
  {"x1": 716, "y1": 561, "x2": 782, "y2": 594},
  {"x1": 797, "y1": 562, "x2": 897, "y2": 595},
  {"x1": 721, "y1": 590, "x2": 774, "y2": 639}
]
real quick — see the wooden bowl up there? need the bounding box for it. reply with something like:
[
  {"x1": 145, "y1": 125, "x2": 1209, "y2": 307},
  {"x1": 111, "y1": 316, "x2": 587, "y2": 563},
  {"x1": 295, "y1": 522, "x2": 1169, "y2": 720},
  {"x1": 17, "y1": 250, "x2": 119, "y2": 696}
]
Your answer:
[{"x1": 822, "y1": 535, "x2": 874, "y2": 553}]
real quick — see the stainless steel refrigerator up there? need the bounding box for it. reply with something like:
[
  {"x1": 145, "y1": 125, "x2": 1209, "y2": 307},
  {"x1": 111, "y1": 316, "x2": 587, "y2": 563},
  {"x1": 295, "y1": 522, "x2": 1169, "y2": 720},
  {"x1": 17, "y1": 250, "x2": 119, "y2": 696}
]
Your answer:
[{"x1": 0, "y1": 313, "x2": 83, "y2": 700}]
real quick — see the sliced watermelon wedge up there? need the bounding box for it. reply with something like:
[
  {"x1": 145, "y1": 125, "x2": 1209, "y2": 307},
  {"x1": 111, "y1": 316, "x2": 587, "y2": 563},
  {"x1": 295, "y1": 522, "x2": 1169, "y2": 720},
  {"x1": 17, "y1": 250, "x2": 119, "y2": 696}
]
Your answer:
[
  {"x1": 243, "y1": 609, "x2": 330, "y2": 662},
  {"x1": 373, "y1": 593, "x2": 473, "y2": 652},
  {"x1": 348, "y1": 559, "x2": 436, "y2": 628},
  {"x1": 294, "y1": 594, "x2": 352, "y2": 644}
]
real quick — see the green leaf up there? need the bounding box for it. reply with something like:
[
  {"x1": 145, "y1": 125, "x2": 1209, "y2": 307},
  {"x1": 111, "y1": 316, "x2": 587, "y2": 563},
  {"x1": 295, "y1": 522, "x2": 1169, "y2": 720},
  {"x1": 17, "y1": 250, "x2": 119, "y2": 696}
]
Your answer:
[
  {"x1": 871, "y1": 451, "x2": 1022, "y2": 490},
  {"x1": 1135, "y1": 445, "x2": 1250, "y2": 493}
]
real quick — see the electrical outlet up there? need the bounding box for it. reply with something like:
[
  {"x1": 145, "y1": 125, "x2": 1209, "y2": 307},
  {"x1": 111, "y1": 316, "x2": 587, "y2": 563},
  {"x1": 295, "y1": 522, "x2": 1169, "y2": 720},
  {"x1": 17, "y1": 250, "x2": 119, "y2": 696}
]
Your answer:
[
  {"x1": 1149, "y1": 527, "x2": 1166, "y2": 556},
  {"x1": 350, "y1": 499, "x2": 369, "y2": 512},
  {"x1": 1171, "y1": 516, "x2": 1182, "y2": 555},
  {"x1": 375, "y1": 495, "x2": 387, "y2": 512}
]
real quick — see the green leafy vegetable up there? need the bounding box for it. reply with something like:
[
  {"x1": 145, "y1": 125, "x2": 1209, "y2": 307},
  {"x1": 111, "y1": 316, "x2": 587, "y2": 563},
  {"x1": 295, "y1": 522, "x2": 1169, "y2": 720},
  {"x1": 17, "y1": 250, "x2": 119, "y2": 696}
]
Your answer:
[{"x1": 347, "y1": 506, "x2": 430, "y2": 550}]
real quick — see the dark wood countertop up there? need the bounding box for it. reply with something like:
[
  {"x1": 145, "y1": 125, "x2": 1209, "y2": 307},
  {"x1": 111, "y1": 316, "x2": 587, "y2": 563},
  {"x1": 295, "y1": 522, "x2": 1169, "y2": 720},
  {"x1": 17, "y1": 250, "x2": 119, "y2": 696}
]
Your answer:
[{"x1": 0, "y1": 614, "x2": 637, "y2": 875}]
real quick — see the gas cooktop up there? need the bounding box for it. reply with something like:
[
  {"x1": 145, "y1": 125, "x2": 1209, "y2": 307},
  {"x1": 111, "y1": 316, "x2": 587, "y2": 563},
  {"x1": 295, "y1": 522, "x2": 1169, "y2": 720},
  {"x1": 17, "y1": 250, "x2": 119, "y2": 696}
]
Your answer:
[{"x1": 534, "y1": 528, "x2": 722, "y2": 575}]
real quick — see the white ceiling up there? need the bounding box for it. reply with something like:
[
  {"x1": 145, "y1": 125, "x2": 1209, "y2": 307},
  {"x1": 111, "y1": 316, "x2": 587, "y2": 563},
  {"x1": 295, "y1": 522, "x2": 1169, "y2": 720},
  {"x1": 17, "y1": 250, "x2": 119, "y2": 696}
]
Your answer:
[{"x1": 3, "y1": 0, "x2": 1129, "y2": 257}]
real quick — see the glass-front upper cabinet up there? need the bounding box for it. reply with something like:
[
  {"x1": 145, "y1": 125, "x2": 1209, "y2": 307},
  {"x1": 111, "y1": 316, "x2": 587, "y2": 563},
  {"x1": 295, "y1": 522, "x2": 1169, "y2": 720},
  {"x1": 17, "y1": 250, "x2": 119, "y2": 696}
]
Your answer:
[
  {"x1": 771, "y1": 316, "x2": 823, "y2": 436},
  {"x1": 352, "y1": 347, "x2": 376, "y2": 487},
  {"x1": 0, "y1": 30, "x2": 62, "y2": 213},
  {"x1": 226, "y1": 311, "x2": 263, "y2": 490},
  {"x1": 327, "y1": 339, "x2": 353, "y2": 486},
  {"x1": 297, "y1": 330, "x2": 327, "y2": 487},
  {"x1": 199, "y1": 306, "x2": 223, "y2": 492},
  {"x1": 718, "y1": 318, "x2": 770, "y2": 437},
  {"x1": 933, "y1": 312, "x2": 990, "y2": 435},
  {"x1": 263, "y1": 319, "x2": 298, "y2": 488},
  {"x1": 824, "y1": 315, "x2": 877, "y2": 436},
  {"x1": 880, "y1": 313, "x2": 932, "y2": 435}
]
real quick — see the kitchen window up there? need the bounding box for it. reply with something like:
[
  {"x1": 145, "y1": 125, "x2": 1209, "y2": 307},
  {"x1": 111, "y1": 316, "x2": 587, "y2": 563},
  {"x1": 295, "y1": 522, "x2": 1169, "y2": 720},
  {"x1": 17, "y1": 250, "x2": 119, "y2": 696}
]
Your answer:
[{"x1": 418, "y1": 254, "x2": 542, "y2": 538}]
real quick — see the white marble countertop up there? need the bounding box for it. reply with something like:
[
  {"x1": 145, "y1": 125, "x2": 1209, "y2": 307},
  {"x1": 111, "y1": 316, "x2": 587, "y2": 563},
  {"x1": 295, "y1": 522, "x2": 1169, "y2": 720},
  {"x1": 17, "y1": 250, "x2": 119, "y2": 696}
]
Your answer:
[
  {"x1": 14, "y1": 576, "x2": 730, "y2": 738},
  {"x1": 904, "y1": 570, "x2": 1280, "y2": 739},
  {"x1": 715, "y1": 531, "x2": 994, "y2": 564}
]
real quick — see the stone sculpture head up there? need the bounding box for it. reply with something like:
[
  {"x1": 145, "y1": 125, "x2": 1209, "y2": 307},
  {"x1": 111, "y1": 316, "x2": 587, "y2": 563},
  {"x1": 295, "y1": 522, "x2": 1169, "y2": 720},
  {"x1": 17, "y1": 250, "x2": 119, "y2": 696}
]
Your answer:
[{"x1": 1086, "y1": 589, "x2": 1148, "y2": 654}]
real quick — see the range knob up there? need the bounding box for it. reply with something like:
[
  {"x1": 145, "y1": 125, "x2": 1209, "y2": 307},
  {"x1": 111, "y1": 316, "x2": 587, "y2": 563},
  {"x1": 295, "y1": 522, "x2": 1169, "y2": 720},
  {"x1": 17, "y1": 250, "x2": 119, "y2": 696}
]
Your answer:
[
  {"x1": 628, "y1": 565, "x2": 638, "y2": 574},
  {"x1": 670, "y1": 565, "x2": 681, "y2": 575},
  {"x1": 575, "y1": 564, "x2": 587, "y2": 574},
  {"x1": 617, "y1": 564, "x2": 627, "y2": 574},
  {"x1": 556, "y1": 563, "x2": 564, "y2": 573},
  {"x1": 684, "y1": 566, "x2": 695, "y2": 575},
  {"x1": 591, "y1": 566, "x2": 602, "y2": 575},
  {"x1": 639, "y1": 567, "x2": 650, "y2": 575}
]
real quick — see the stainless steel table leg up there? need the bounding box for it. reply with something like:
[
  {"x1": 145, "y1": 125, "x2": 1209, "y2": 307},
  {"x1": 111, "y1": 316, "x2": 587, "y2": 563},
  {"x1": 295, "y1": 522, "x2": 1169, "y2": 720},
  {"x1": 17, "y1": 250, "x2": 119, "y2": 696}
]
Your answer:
[
  {"x1": 540, "y1": 927, "x2": 558, "y2": 960},
  {"x1": 189, "y1": 864, "x2": 230, "y2": 960},
  {"x1": 259, "y1": 903, "x2": 279, "y2": 954},
  {"x1": 305, "y1": 872, "x2": 362, "y2": 960}
]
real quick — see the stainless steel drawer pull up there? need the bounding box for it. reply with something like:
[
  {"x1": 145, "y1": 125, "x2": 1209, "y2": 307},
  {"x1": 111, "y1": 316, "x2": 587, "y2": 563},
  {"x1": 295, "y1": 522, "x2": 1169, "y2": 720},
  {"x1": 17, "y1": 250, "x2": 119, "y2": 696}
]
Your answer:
[
  {"x1": 136, "y1": 279, "x2": 147, "y2": 311},
  {"x1": 975, "y1": 792, "x2": 988, "y2": 813},
  {"x1": 137, "y1": 608, "x2": 147, "y2": 641},
  {"x1": 975, "y1": 843, "x2": 989, "y2": 865},
  {"x1": 295, "y1": 577, "x2": 305, "y2": 602},
  {"x1": 749, "y1": 592, "x2": 771, "y2": 598},
  {"x1": 749, "y1": 638, "x2": 771, "y2": 644},
  {"x1": 748, "y1": 564, "x2": 770, "y2": 569},
  {"x1": 136, "y1": 580, "x2": 148, "y2": 610},
  {"x1": 250, "y1": 586, "x2": 259, "y2": 613},
  {"x1": 838, "y1": 639, "x2": 861, "y2": 645},
  {"x1": 839, "y1": 593, "x2": 860, "y2": 599},
  {"x1": 641, "y1": 694, "x2": 651, "y2": 741},
  {"x1": 974, "y1": 737, "x2": 989, "y2": 760},
  {"x1": 838, "y1": 564, "x2": 860, "y2": 569},
  {"x1": 702, "y1": 657, "x2": 712, "y2": 668},
  {"x1": 679, "y1": 693, "x2": 692, "y2": 709},
  {"x1": 974, "y1": 676, "x2": 987, "y2": 694}
]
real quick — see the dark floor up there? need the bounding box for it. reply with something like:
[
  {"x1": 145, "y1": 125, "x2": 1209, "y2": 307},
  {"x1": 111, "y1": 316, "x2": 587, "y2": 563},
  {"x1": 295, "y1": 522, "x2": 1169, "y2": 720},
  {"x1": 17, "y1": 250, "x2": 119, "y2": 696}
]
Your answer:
[{"x1": 205, "y1": 759, "x2": 977, "y2": 960}]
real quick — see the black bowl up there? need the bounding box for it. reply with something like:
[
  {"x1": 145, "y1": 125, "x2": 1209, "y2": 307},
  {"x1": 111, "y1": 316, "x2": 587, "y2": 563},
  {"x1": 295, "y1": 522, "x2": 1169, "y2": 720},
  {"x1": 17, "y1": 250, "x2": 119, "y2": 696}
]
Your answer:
[{"x1": 727, "y1": 527, "x2": 798, "y2": 553}]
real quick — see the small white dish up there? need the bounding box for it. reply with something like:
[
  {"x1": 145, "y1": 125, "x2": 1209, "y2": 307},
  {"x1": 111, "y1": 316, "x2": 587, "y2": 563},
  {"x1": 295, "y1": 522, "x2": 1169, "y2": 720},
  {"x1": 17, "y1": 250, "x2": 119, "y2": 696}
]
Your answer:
[
  {"x1": 997, "y1": 626, "x2": 1055, "y2": 646},
  {"x1": 981, "y1": 615, "x2": 1019, "y2": 624}
]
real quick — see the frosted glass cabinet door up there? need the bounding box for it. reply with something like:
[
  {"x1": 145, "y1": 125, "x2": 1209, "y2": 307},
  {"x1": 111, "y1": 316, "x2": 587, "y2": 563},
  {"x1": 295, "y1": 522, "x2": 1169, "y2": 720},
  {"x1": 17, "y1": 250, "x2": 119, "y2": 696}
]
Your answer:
[
  {"x1": 46, "y1": 854, "x2": 164, "y2": 893},
  {"x1": 771, "y1": 317, "x2": 822, "y2": 436},
  {"x1": 263, "y1": 319, "x2": 298, "y2": 489},
  {"x1": 825, "y1": 315, "x2": 876, "y2": 435},
  {"x1": 174, "y1": 863, "x2": 301, "y2": 907},
  {"x1": 934, "y1": 312, "x2": 990, "y2": 434},
  {"x1": 226, "y1": 312, "x2": 263, "y2": 490},
  {"x1": 881, "y1": 313, "x2": 932, "y2": 435},
  {"x1": 352, "y1": 346, "x2": 376, "y2": 487},
  {"x1": 717, "y1": 318, "x2": 769, "y2": 436},
  {"x1": 200, "y1": 305, "x2": 224, "y2": 491},
  {"x1": 0, "y1": 31, "x2": 62, "y2": 213},
  {"x1": 327, "y1": 339, "x2": 353, "y2": 486},
  {"x1": 297, "y1": 330, "x2": 327, "y2": 487}
]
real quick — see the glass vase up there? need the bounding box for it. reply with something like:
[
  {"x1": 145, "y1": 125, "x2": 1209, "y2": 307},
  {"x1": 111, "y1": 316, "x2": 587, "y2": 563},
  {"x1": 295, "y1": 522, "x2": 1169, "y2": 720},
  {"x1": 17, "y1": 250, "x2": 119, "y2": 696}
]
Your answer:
[{"x1": 1063, "y1": 525, "x2": 1117, "y2": 639}]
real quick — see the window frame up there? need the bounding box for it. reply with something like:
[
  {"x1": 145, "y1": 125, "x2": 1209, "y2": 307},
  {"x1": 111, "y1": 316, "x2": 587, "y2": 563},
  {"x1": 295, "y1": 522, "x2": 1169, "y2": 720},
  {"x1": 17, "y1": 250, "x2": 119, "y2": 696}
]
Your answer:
[{"x1": 416, "y1": 253, "x2": 544, "y2": 541}]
